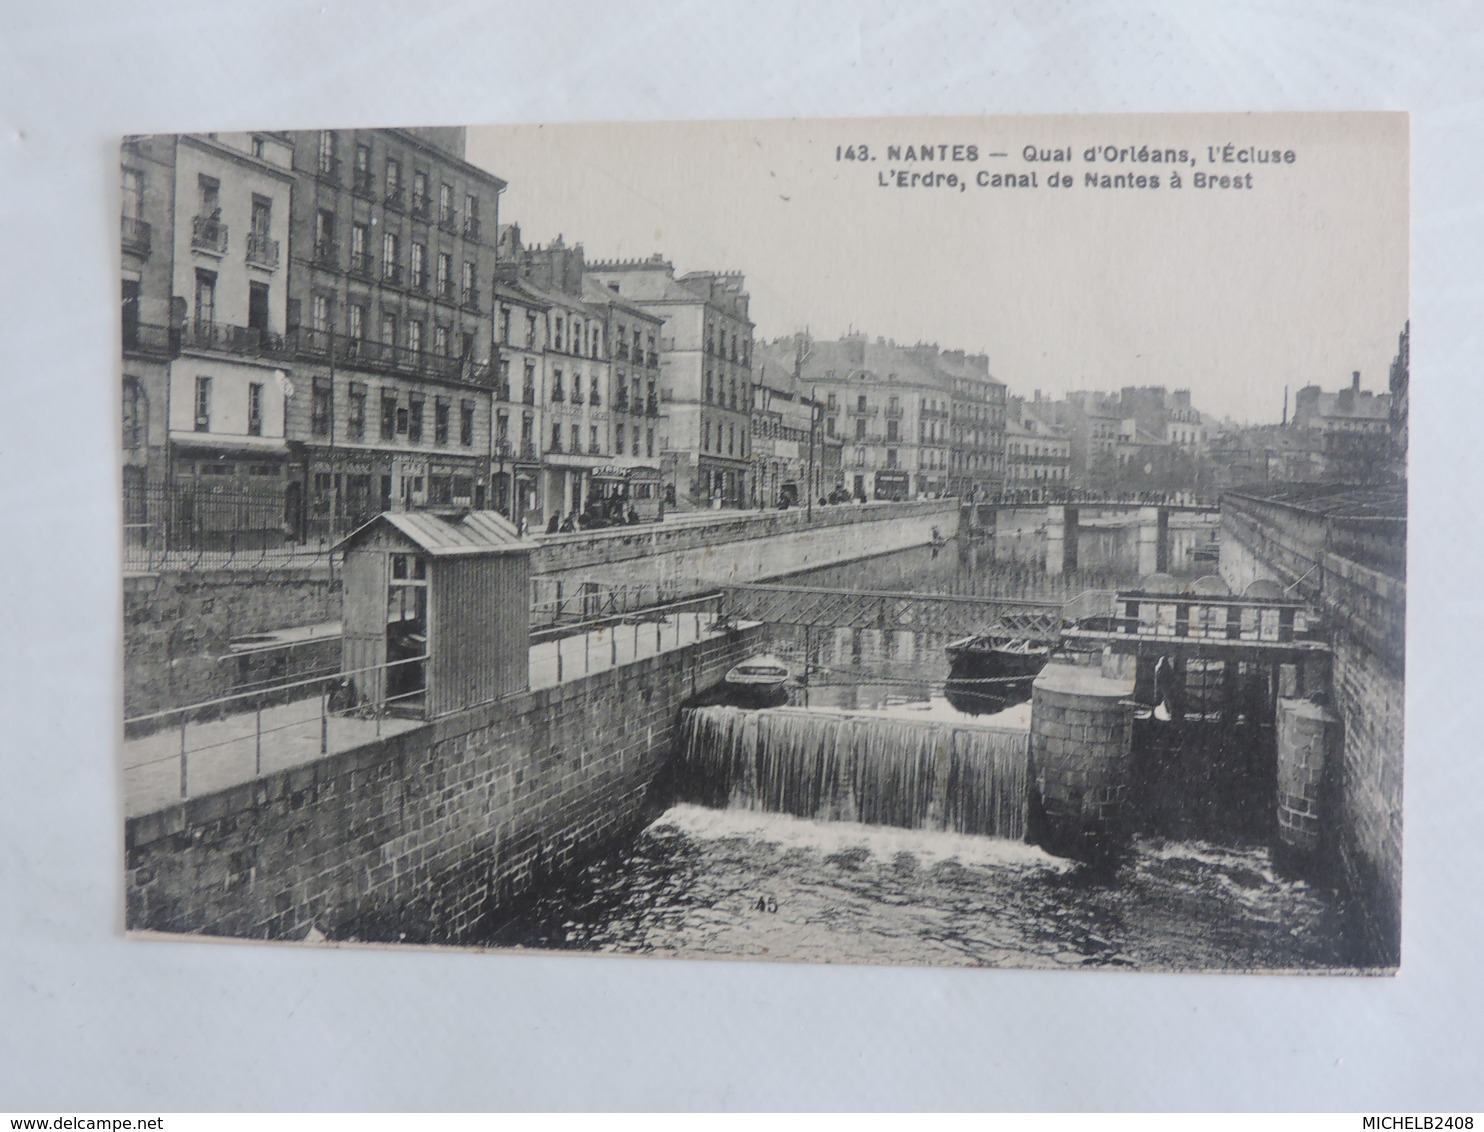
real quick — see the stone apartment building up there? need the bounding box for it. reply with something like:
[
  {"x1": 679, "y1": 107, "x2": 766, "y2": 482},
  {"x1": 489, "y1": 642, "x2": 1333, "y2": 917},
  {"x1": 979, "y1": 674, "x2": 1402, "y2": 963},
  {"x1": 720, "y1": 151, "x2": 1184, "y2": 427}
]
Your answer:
[
  {"x1": 281, "y1": 127, "x2": 504, "y2": 542},
  {"x1": 118, "y1": 131, "x2": 299, "y2": 551},
  {"x1": 1004, "y1": 397, "x2": 1071, "y2": 496},
  {"x1": 585, "y1": 257, "x2": 755, "y2": 509},
  {"x1": 750, "y1": 354, "x2": 841, "y2": 508},
  {"x1": 934, "y1": 348, "x2": 1007, "y2": 499},
  {"x1": 757, "y1": 333, "x2": 953, "y2": 502}
]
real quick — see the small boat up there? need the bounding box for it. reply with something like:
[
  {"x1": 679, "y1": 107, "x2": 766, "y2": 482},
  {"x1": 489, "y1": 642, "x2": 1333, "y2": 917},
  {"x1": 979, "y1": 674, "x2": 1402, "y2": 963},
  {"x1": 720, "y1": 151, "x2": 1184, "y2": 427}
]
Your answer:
[
  {"x1": 723, "y1": 653, "x2": 792, "y2": 708},
  {"x1": 942, "y1": 632, "x2": 1049, "y2": 716}
]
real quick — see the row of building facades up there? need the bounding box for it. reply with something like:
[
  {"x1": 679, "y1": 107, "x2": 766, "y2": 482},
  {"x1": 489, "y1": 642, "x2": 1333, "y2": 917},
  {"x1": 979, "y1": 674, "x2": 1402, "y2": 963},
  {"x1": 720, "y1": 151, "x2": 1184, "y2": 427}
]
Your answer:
[{"x1": 120, "y1": 127, "x2": 1403, "y2": 551}]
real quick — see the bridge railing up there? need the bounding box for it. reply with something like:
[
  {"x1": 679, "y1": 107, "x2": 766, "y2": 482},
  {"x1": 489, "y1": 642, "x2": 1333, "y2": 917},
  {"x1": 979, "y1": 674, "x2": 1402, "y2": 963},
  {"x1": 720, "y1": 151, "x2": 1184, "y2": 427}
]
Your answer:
[{"x1": 1076, "y1": 592, "x2": 1323, "y2": 644}]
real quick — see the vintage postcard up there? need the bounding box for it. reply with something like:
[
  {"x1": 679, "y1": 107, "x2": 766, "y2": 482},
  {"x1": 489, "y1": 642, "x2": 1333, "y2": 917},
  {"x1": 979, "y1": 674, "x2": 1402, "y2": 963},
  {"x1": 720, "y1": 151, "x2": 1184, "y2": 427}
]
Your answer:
[{"x1": 119, "y1": 113, "x2": 1407, "y2": 972}]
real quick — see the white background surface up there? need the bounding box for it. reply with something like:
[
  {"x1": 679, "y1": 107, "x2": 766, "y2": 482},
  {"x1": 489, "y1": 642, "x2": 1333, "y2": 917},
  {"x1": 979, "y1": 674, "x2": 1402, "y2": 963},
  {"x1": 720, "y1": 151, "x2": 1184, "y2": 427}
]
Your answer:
[{"x1": 1, "y1": 0, "x2": 1480, "y2": 1112}]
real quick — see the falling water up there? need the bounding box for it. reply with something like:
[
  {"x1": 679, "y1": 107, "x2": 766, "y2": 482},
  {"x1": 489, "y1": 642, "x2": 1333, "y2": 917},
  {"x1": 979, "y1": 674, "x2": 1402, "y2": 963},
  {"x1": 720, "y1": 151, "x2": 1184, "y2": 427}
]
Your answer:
[{"x1": 674, "y1": 705, "x2": 1029, "y2": 841}]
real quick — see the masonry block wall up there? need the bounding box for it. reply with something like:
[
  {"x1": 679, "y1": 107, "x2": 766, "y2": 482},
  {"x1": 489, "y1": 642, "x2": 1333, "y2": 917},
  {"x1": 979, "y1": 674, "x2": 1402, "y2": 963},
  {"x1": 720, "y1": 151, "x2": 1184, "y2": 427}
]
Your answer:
[
  {"x1": 531, "y1": 499, "x2": 959, "y2": 595},
  {"x1": 123, "y1": 504, "x2": 952, "y2": 716},
  {"x1": 1221, "y1": 495, "x2": 1404, "y2": 966},
  {"x1": 123, "y1": 567, "x2": 340, "y2": 717},
  {"x1": 1029, "y1": 663, "x2": 1136, "y2": 862},
  {"x1": 125, "y1": 625, "x2": 765, "y2": 943}
]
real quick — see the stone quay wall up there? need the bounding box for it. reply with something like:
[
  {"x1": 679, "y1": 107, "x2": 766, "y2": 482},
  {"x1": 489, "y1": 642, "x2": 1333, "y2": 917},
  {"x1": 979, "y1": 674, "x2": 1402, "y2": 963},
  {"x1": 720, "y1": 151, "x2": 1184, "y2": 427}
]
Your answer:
[
  {"x1": 125, "y1": 625, "x2": 765, "y2": 943},
  {"x1": 530, "y1": 499, "x2": 958, "y2": 593},
  {"x1": 123, "y1": 567, "x2": 340, "y2": 718},
  {"x1": 123, "y1": 502, "x2": 953, "y2": 717},
  {"x1": 1220, "y1": 491, "x2": 1404, "y2": 966}
]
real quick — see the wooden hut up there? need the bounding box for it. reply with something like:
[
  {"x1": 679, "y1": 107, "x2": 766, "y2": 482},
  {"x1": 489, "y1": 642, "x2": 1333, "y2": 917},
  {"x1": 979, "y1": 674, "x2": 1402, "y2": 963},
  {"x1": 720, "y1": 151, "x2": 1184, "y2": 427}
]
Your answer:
[{"x1": 335, "y1": 510, "x2": 533, "y2": 719}]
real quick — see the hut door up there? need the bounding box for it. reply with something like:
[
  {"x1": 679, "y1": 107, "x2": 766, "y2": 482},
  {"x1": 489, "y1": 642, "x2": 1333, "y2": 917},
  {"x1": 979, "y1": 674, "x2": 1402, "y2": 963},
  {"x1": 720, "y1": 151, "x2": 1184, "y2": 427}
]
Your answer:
[{"x1": 386, "y1": 552, "x2": 428, "y2": 708}]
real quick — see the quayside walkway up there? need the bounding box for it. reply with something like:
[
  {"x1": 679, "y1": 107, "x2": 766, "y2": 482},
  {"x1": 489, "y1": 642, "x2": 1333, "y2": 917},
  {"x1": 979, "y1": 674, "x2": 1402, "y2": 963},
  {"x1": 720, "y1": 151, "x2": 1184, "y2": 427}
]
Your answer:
[{"x1": 123, "y1": 600, "x2": 737, "y2": 818}]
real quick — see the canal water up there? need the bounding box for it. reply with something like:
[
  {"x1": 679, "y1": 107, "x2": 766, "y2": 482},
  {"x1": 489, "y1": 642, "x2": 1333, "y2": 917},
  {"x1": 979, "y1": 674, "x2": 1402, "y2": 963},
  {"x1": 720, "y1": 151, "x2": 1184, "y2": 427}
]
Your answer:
[{"x1": 482, "y1": 542, "x2": 1349, "y2": 970}]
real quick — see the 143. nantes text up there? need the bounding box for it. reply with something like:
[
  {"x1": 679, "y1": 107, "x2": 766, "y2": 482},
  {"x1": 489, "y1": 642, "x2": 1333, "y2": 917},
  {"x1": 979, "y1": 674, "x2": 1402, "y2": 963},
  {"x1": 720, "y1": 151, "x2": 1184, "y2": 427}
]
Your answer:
[{"x1": 834, "y1": 140, "x2": 1299, "y2": 192}]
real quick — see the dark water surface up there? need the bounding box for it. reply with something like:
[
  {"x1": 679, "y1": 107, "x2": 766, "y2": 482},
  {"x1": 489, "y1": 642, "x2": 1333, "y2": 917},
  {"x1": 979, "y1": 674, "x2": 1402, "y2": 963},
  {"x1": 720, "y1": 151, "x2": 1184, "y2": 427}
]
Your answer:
[{"x1": 485, "y1": 805, "x2": 1345, "y2": 971}]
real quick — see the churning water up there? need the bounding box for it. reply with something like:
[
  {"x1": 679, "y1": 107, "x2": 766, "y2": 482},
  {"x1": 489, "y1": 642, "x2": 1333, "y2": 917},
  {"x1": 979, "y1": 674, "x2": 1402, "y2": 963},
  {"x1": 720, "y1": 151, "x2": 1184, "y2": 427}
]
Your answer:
[{"x1": 485, "y1": 804, "x2": 1345, "y2": 970}]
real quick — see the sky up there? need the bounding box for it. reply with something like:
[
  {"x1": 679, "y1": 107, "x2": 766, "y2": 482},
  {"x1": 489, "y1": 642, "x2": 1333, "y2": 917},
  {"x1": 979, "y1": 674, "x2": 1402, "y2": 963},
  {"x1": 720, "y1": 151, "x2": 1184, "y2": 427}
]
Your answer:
[{"x1": 467, "y1": 113, "x2": 1408, "y2": 424}]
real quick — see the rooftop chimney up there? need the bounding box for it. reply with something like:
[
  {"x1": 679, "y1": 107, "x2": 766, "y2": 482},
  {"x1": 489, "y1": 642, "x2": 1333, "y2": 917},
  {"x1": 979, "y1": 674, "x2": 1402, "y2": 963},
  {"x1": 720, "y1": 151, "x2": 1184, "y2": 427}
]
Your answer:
[{"x1": 1352, "y1": 370, "x2": 1361, "y2": 392}]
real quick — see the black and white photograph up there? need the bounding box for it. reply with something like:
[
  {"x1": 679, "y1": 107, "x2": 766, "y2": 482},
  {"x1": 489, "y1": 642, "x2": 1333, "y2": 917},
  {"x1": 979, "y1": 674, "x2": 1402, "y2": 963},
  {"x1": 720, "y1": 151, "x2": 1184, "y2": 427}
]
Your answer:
[
  {"x1": 116, "y1": 113, "x2": 1409, "y2": 973},
  {"x1": 106, "y1": 110, "x2": 1415, "y2": 980}
]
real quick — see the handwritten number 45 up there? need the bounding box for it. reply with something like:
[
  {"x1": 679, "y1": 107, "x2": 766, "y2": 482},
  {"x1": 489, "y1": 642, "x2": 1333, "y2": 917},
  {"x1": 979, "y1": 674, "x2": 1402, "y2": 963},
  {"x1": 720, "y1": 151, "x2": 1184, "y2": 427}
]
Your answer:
[{"x1": 754, "y1": 896, "x2": 779, "y2": 913}]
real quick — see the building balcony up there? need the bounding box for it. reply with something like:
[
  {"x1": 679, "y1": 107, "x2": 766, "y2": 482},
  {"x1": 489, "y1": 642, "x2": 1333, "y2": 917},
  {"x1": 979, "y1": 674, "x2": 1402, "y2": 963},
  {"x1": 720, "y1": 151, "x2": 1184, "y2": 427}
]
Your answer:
[
  {"x1": 120, "y1": 215, "x2": 151, "y2": 257},
  {"x1": 463, "y1": 216, "x2": 481, "y2": 242},
  {"x1": 314, "y1": 155, "x2": 342, "y2": 185},
  {"x1": 411, "y1": 195, "x2": 432, "y2": 221},
  {"x1": 351, "y1": 168, "x2": 375, "y2": 198},
  {"x1": 521, "y1": 441, "x2": 537, "y2": 460},
  {"x1": 614, "y1": 393, "x2": 629, "y2": 411},
  {"x1": 590, "y1": 391, "x2": 602, "y2": 408},
  {"x1": 245, "y1": 231, "x2": 280, "y2": 269},
  {"x1": 313, "y1": 240, "x2": 339, "y2": 269},
  {"x1": 181, "y1": 318, "x2": 288, "y2": 360},
  {"x1": 647, "y1": 350, "x2": 659, "y2": 368},
  {"x1": 408, "y1": 272, "x2": 428, "y2": 295},
  {"x1": 571, "y1": 390, "x2": 584, "y2": 405},
  {"x1": 847, "y1": 405, "x2": 879, "y2": 418},
  {"x1": 494, "y1": 438, "x2": 515, "y2": 459},
  {"x1": 460, "y1": 287, "x2": 481, "y2": 312},
  {"x1": 384, "y1": 188, "x2": 405, "y2": 212},
  {"x1": 349, "y1": 251, "x2": 374, "y2": 281},
  {"x1": 122, "y1": 321, "x2": 174, "y2": 358},
  {"x1": 435, "y1": 280, "x2": 455, "y2": 303},
  {"x1": 191, "y1": 214, "x2": 228, "y2": 254},
  {"x1": 885, "y1": 406, "x2": 904, "y2": 419},
  {"x1": 288, "y1": 326, "x2": 333, "y2": 358},
  {"x1": 522, "y1": 389, "x2": 536, "y2": 406},
  {"x1": 382, "y1": 262, "x2": 404, "y2": 287},
  {"x1": 438, "y1": 209, "x2": 459, "y2": 234}
]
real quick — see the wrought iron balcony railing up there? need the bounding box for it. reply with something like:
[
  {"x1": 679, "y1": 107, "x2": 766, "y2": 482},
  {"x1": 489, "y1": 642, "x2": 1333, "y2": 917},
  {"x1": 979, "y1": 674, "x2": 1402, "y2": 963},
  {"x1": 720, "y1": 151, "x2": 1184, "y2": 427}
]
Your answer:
[
  {"x1": 438, "y1": 209, "x2": 459, "y2": 234},
  {"x1": 121, "y1": 215, "x2": 152, "y2": 257},
  {"x1": 245, "y1": 231, "x2": 280, "y2": 269},
  {"x1": 461, "y1": 286, "x2": 481, "y2": 312},
  {"x1": 122, "y1": 321, "x2": 174, "y2": 357},
  {"x1": 382, "y1": 262, "x2": 404, "y2": 287},
  {"x1": 181, "y1": 318, "x2": 288, "y2": 360},
  {"x1": 411, "y1": 194, "x2": 431, "y2": 221},
  {"x1": 384, "y1": 188, "x2": 405, "y2": 212},
  {"x1": 463, "y1": 216, "x2": 481, "y2": 241},
  {"x1": 315, "y1": 155, "x2": 342, "y2": 185},
  {"x1": 191, "y1": 214, "x2": 228, "y2": 254},
  {"x1": 313, "y1": 240, "x2": 339, "y2": 268},
  {"x1": 348, "y1": 251, "x2": 374, "y2": 280},
  {"x1": 351, "y1": 168, "x2": 375, "y2": 198}
]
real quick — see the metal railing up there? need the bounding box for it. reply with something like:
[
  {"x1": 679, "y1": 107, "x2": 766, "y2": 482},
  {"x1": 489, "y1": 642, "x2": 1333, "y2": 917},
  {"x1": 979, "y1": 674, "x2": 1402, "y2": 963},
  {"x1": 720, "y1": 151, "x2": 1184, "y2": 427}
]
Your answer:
[
  {"x1": 191, "y1": 214, "x2": 228, "y2": 253},
  {"x1": 534, "y1": 592, "x2": 729, "y2": 686},
  {"x1": 123, "y1": 654, "x2": 427, "y2": 808},
  {"x1": 245, "y1": 231, "x2": 280, "y2": 269},
  {"x1": 123, "y1": 481, "x2": 346, "y2": 572},
  {"x1": 121, "y1": 215, "x2": 152, "y2": 256}
]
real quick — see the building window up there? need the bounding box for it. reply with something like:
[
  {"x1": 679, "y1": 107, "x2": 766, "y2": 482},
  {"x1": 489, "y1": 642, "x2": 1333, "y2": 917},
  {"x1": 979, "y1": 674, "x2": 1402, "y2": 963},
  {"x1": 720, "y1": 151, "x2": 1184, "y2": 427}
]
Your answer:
[
  {"x1": 353, "y1": 143, "x2": 372, "y2": 192},
  {"x1": 550, "y1": 421, "x2": 562, "y2": 451},
  {"x1": 385, "y1": 158, "x2": 402, "y2": 200},
  {"x1": 379, "y1": 313, "x2": 397, "y2": 355},
  {"x1": 496, "y1": 359, "x2": 511, "y2": 400},
  {"x1": 646, "y1": 428, "x2": 655, "y2": 458},
  {"x1": 727, "y1": 423, "x2": 735, "y2": 455},
  {"x1": 551, "y1": 369, "x2": 564, "y2": 402},
  {"x1": 464, "y1": 193, "x2": 480, "y2": 239},
  {"x1": 197, "y1": 173, "x2": 220, "y2": 219},
  {"x1": 410, "y1": 242, "x2": 427, "y2": 290},
  {"x1": 496, "y1": 411, "x2": 509, "y2": 447},
  {"x1": 826, "y1": 417, "x2": 836, "y2": 438},
  {"x1": 438, "y1": 182, "x2": 455, "y2": 226},
  {"x1": 615, "y1": 424, "x2": 625, "y2": 455},
  {"x1": 460, "y1": 400, "x2": 475, "y2": 447},
  {"x1": 314, "y1": 210, "x2": 336, "y2": 261},
  {"x1": 381, "y1": 391, "x2": 397, "y2": 440},
  {"x1": 704, "y1": 419, "x2": 711, "y2": 451},
  {"x1": 247, "y1": 382, "x2": 264, "y2": 436},
  {"x1": 433, "y1": 324, "x2": 449, "y2": 357},
  {"x1": 122, "y1": 377, "x2": 145, "y2": 450},
  {"x1": 316, "y1": 130, "x2": 336, "y2": 175},
  {"x1": 526, "y1": 313, "x2": 538, "y2": 347},
  {"x1": 381, "y1": 231, "x2": 400, "y2": 281},
  {"x1": 408, "y1": 320, "x2": 423, "y2": 355},
  {"x1": 855, "y1": 417, "x2": 866, "y2": 441},
  {"x1": 500, "y1": 306, "x2": 511, "y2": 344},
  {"x1": 434, "y1": 398, "x2": 450, "y2": 445},
  {"x1": 408, "y1": 396, "x2": 424, "y2": 442},
  {"x1": 193, "y1": 270, "x2": 216, "y2": 324},
  {"x1": 412, "y1": 170, "x2": 429, "y2": 215},
  {"x1": 436, "y1": 252, "x2": 452, "y2": 299},
  {"x1": 121, "y1": 167, "x2": 144, "y2": 223},
  {"x1": 348, "y1": 384, "x2": 366, "y2": 440},
  {"x1": 349, "y1": 222, "x2": 369, "y2": 274},
  {"x1": 311, "y1": 377, "x2": 332, "y2": 437},
  {"x1": 348, "y1": 303, "x2": 365, "y2": 342},
  {"x1": 523, "y1": 362, "x2": 536, "y2": 403},
  {"x1": 571, "y1": 424, "x2": 581, "y2": 453},
  {"x1": 460, "y1": 261, "x2": 476, "y2": 306},
  {"x1": 589, "y1": 425, "x2": 600, "y2": 454},
  {"x1": 554, "y1": 316, "x2": 564, "y2": 351}
]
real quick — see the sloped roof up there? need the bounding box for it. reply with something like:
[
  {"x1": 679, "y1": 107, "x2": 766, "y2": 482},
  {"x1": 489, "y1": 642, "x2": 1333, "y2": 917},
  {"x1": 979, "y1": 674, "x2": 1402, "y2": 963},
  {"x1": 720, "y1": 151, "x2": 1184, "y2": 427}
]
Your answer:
[{"x1": 335, "y1": 510, "x2": 531, "y2": 557}]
